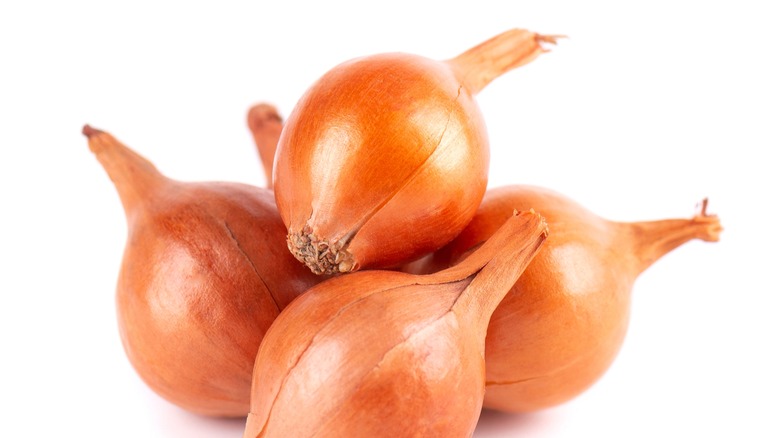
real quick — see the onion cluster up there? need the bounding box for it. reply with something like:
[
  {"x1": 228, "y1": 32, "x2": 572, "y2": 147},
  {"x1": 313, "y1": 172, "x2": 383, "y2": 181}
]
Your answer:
[{"x1": 86, "y1": 27, "x2": 721, "y2": 437}]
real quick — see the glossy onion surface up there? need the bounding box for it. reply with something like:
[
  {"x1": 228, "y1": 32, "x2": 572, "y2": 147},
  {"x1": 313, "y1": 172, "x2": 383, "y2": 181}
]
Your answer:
[
  {"x1": 86, "y1": 127, "x2": 321, "y2": 416},
  {"x1": 275, "y1": 52, "x2": 489, "y2": 274},
  {"x1": 419, "y1": 185, "x2": 722, "y2": 412}
]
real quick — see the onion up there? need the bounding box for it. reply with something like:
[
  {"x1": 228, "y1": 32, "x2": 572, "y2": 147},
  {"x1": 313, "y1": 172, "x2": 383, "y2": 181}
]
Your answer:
[
  {"x1": 413, "y1": 185, "x2": 723, "y2": 412},
  {"x1": 273, "y1": 29, "x2": 559, "y2": 274},
  {"x1": 84, "y1": 125, "x2": 321, "y2": 416},
  {"x1": 243, "y1": 210, "x2": 548, "y2": 437}
]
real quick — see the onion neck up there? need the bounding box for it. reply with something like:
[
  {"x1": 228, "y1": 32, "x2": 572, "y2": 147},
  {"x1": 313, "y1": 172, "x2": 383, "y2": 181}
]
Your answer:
[
  {"x1": 83, "y1": 125, "x2": 167, "y2": 217},
  {"x1": 437, "y1": 210, "x2": 548, "y2": 337},
  {"x1": 247, "y1": 103, "x2": 283, "y2": 189},
  {"x1": 446, "y1": 29, "x2": 562, "y2": 94},
  {"x1": 625, "y1": 199, "x2": 723, "y2": 275}
]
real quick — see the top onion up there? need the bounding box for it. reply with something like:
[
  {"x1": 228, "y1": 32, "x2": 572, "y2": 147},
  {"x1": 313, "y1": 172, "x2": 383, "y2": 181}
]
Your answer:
[{"x1": 273, "y1": 29, "x2": 558, "y2": 274}]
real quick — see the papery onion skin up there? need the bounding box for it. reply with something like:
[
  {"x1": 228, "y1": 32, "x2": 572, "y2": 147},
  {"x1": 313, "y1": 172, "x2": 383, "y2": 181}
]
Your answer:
[
  {"x1": 85, "y1": 126, "x2": 321, "y2": 417},
  {"x1": 413, "y1": 185, "x2": 722, "y2": 412},
  {"x1": 275, "y1": 53, "x2": 489, "y2": 274},
  {"x1": 243, "y1": 211, "x2": 548, "y2": 437},
  {"x1": 274, "y1": 29, "x2": 557, "y2": 275}
]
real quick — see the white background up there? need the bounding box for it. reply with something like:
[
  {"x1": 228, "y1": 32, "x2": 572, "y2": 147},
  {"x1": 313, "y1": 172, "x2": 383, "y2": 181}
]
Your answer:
[{"x1": 1, "y1": 1, "x2": 778, "y2": 437}]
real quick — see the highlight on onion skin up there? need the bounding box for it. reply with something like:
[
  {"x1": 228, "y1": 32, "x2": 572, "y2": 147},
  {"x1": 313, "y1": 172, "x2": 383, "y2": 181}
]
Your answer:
[
  {"x1": 273, "y1": 29, "x2": 560, "y2": 275},
  {"x1": 243, "y1": 210, "x2": 548, "y2": 438},
  {"x1": 83, "y1": 125, "x2": 322, "y2": 417},
  {"x1": 410, "y1": 185, "x2": 722, "y2": 412}
]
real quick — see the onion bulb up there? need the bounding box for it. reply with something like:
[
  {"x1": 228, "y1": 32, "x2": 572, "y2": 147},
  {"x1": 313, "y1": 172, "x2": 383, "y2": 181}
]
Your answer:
[
  {"x1": 412, "y1": 185, "x2": 722, "y2": 412},
  {"x1": 243, "y1": 210, "x2": 547, "y2": 437},
  {"x1": 84, "y1": 126, "x2": 321, "y2": 416},
  {"x1": 274, "y1": 29, "x2": 559, "y2": 274}
]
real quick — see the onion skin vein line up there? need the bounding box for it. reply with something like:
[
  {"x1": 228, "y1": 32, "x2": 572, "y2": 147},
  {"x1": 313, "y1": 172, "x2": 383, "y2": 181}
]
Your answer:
[
  {"x1": 333, "y1": 85, "x2": 464, "y2": 250},
  {"x1": 223, "y1": 220, "x2": 281, "y2": 314}
]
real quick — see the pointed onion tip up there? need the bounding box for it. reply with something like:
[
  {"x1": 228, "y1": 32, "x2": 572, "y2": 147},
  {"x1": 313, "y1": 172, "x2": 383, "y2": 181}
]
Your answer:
[
  {"x1": 82, "y1": 124, "x2": 102, "y2": 138},
  {"x1": 248, "y1": 103, "x2": 283, "y2": 129}
]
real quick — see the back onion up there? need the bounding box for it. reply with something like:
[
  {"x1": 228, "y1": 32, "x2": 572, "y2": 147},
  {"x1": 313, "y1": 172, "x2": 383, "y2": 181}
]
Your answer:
[{"x1": 410, "y1": 185, "x2": 722, "y2": 412}]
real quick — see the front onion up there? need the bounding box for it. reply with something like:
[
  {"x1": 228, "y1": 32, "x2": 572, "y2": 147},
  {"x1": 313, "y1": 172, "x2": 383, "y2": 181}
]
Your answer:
[
  {"x1": 274, "y1": 29, "x2": 559, "y2": 274},
  {"x1": 243, "y1": 210, "x2": 548, "y2": 437}
]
